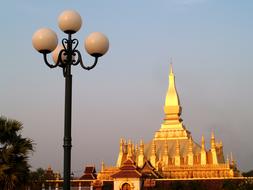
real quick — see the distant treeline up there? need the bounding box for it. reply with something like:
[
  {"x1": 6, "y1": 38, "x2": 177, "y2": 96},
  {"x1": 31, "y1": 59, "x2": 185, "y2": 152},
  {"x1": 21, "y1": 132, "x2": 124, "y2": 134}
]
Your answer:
[{"x1": 242, "y1": 170, "x2": 253, "y2": 177}]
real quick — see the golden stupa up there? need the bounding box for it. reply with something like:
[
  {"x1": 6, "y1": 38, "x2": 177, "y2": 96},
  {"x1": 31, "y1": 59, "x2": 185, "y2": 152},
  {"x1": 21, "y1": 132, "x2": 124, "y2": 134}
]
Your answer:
[{"x1": 98, "y1": 64, "x2": 240, "y2": 180}]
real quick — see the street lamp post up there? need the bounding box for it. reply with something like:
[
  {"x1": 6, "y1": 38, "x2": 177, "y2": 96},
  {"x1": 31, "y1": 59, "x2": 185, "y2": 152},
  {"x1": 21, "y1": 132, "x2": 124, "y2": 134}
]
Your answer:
[{"x1": 32, "y1": 10, "x2": 109, "y2": 190}]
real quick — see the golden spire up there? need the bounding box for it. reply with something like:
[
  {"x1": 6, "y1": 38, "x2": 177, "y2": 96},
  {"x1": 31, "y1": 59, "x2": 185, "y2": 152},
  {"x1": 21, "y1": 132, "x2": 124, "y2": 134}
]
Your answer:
[
  {"x1": 230, "y1": 152, "x2": 235, "y2": 165},
  {"x1": 210, "y1": 131, "x2": 218, "y2": 164},
  {"x1": 188, "y1": 137, "x2": 193, "y2": 153},
  {"x1": 150, "y1": 140, "x2": 157, "y2": 167},
  {"x1": 139, "y1": 139, "x2": 144, "y2": 155},
  {"x1": 101, "y1": 160, "x2": 105, "y2": 172},
  {"x1": 119, "y1": 138, "x2": 124, "y2": 153},
  {"x1": 165, "y1": 64, "x2": 180, "y2": 107},
  {"x1": 226, "y1": 154, "x2": 230, "y2": 164},
  {"x1": 124, "y1": 140, "x2": 128, "y2": 154},
  {"x1": 154, "y1": 63, "x2": 190, "y2": 140},
  {"x1": 127, "y1": 139, "x2": 132, "y2": 159},
  {"x1": 201, "y1": 135, "x2": 205, "y2": 150},
  {"x1": 138, "y1": 139, "x2": 145, "y2": 168},
  {"x1": 135, "y1": 144, "x2": 138, "y2": 155},
  {"x1": 116, "y1": 138, "x2": 125, "y2": 167},
  {"x1": 201, "y1": 136, "x2": 207, "y2": 165},
  {"x1": 211, "y1": 131, "x2": 216, "y2": 149},
  {"x1": 220, "y1": 140, "x2": 223, "y2": 147}
]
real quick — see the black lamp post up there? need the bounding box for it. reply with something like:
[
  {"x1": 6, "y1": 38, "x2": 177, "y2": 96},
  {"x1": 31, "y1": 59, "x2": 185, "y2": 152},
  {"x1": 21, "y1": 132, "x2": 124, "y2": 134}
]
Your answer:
[{"x1": 32, "y1": 10, "x2": 109, "y2": 190}]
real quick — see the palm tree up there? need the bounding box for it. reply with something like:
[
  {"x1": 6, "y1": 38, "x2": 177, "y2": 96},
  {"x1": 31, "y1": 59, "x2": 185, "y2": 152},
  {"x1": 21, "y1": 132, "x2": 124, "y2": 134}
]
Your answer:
[{"x1": 0, "y1": 116, "x2": 34, "y2": 190}]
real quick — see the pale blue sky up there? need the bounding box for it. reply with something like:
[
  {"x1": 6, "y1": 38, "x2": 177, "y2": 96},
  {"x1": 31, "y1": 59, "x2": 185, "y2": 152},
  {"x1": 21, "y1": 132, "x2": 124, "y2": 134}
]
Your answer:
[{"x1": 0, "y1": 0, "x2": 253, "y2": 176}]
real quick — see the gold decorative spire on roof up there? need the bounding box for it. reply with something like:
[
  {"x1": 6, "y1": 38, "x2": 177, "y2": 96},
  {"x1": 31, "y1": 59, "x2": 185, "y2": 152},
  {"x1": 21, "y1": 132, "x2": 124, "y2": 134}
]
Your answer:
[
  {"x1": 101, "y1": 160, "x2": 105, "y2": 172},
  {"x1": 230, "y1": 152, "x2": 235, "y2": 165},
  {"x1": 201, "y1": 135, "x2": 205, "y2": 150},
  {"x1": 139, "y1": 139, "x2": 144, "y2": 155},
  {"x1": 226, "y1": 154, "x2": 230, "y2": 164},
  {"x1": 138, "y1": 139, "x2": 144, "y2": 168},
  {"x1": 154, "y1": 63, "x2": 190, "y2": 140},
  {"x1": 119, "y1": 138, "x2": 124, "y2": 153},
  {"x1": 165, "y1": 63, "x2": 180, "y2": 107},
  {"x1": 127, "y1": 140, "x2": 133, "y2": 159},
  {"x1": 188, "y1": 137, "x2": 193, "y2": 153},
  {"x1": 124, "y1": 140, "x2": 127, "y2": 154},
  {"x1": 211, "y1": 131, "x2": 216, "y2": 149}
]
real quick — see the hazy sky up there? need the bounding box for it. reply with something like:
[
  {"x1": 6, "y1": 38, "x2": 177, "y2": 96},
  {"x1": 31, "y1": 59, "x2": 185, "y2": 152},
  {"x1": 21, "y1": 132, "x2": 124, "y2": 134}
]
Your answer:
[{"x1": 1, "y1": 0, "x2": 253, "y2": 176}]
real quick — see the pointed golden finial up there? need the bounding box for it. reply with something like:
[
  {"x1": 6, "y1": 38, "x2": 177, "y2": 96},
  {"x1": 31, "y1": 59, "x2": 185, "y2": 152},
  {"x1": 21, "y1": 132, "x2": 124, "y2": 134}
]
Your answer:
[
  {"x1": 127, "y1": 139, "x2": 132, "y2": 159},
  {"x1": 119, "y1": 138, "x2": 124, "y2": 153},
  {"x1": 211, "y1": 131, "x2": 216, "y2": 149},
  {"x1": 124, "y1": 140, "x2": 128, "y2": 154},
  {"x1": 169, "y1": 58, "x2": 173, "y2": 75},
  {"x1": 211, "y1": 131, "x2": 215, "y2": 139},
  {"x1": 220, "y1": 140, "x2": 223, "y2": 147},
  {"x1": 139, "y1": 139, "x2": 144, "y2": 155},
  {"x1": 230, "y1": 152, "x2": 234, "y2": 165},
  {"x1": 226, "y1": 154, "x2": 230, "y2": 164},
  {"x1": 140, "y1": 139, "x2": 144, "y2": 146},
  {"x1": 201, "y1": 135, "x2": 205, "y2": 150},
  {"x1": 188, "y1": 136, "x2": 193, "y2": 153},
  {"x1": 135, "y1": 144, "x2": 138, "y2": 155},
  {"x1": 101, "y1": 160, "x2": 105, "y2": 172},
  {"x1": 165, "y1": 60, "x2": 180, "y2": 108}
]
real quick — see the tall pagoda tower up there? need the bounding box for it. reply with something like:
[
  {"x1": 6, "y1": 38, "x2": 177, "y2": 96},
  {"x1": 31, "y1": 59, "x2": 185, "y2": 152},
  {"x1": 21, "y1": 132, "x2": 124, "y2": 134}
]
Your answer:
[
  {"x1": 98, "y1": 64, "x2": 240, "y2": 181},
  {"x1": 154, "y1": 64, "x2": 190, "y2": 140}
]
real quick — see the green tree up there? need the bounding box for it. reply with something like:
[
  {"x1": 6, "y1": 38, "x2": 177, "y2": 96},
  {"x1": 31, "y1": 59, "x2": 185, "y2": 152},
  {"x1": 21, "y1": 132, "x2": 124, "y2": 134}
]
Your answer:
[
  {"x1": 242, "y1": 170, "x2": 253, "y2": 177},
  {"x1": 0, "y1": 116, "x2": 34, "y2": 190},
  {"x1": 28, "y1": 168, "x2": 46, "y2": 190}
]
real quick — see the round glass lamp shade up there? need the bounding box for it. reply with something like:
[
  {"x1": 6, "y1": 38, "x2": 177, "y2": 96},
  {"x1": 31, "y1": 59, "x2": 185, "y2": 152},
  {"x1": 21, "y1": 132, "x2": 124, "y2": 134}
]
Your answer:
[
  {"x1": 32, "y1": 28, "x2": 58, "y2": 53},
  {"x1": 85, "y1": 32, "x2": 109, "y2": 57},
  {"x1": 58, "y1": 10, "x2": 82, "y2": 34}
]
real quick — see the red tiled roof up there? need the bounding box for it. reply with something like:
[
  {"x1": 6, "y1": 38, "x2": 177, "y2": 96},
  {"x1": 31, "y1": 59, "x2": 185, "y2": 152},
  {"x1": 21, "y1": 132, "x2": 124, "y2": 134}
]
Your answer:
[
  {"x1": 111, "y1": 158, "x2": 142, "y2": 179},
  {"x1": 140, "y1": 161, "x2": 161, "y2": 179},
  {"x1": 79, "y1": 166, "x2": 97, "y2": 180}
]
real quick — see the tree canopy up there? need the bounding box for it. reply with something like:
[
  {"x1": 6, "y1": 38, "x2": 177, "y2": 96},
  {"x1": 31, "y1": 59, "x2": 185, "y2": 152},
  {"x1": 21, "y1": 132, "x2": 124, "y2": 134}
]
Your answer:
[{"x1": 0, "y1": 116, "x2": 34, "y2": 190}]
